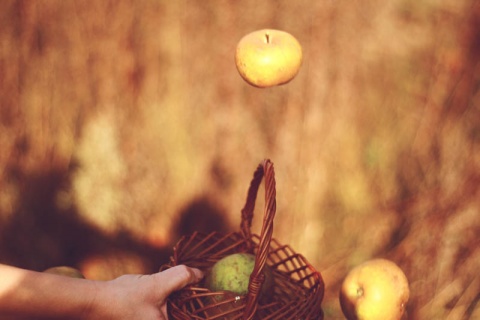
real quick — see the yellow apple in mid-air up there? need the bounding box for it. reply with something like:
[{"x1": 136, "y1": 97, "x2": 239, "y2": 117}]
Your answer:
[
  {"x1": 339, "y1": 259, "x2": 409, "y2": 320},
  {"x1": 44, "y1": 266, "x2": 85, "y2": 279},
  {"x1": 235, "y1": 29, "x2": 303, "y2": 88}
]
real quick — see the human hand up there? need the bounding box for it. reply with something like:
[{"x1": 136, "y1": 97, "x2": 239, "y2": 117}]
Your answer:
[{"x1": 88, "y1": 265, "x2": 203, "y2": 320}]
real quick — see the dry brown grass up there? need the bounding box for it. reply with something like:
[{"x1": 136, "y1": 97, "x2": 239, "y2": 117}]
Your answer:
[{"x1": 0, "y1": 0, "x2": 479, "y2": 318}]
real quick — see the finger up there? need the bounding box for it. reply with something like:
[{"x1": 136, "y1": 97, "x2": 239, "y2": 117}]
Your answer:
[
  {"x1": 160, "y1": 304, "x2": 168, "y2": 319},
  {"x1": 156, "y1": 265, "x2": 204, "y2": 294}
]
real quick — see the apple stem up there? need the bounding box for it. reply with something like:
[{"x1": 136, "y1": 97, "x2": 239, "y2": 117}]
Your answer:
[{"x1": 264, "y1": 33, "x2": 270, "y2": 44}]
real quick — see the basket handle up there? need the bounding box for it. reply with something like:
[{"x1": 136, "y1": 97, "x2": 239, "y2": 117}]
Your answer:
[{"x1": 240, "y1": 159, "x2": 277, "y2": 319}]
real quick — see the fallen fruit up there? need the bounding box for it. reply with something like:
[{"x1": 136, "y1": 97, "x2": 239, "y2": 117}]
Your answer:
[
  {"x1": 44, "y1": 266, "x2": 85, "y2": 279},
  {"x1": 205, "y1": 253, "x2": 274, "y2": 298},
  {"x1": 235, "y1": 29, "x2": 303, "y2": 88},
  {"x1": 339, "y1": 258, "x2": 409, "y2": 320}
]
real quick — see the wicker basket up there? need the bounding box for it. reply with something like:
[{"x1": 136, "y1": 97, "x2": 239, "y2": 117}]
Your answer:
[{"x1": 161, "y1": 159, "x2": 324, "y2": 319}]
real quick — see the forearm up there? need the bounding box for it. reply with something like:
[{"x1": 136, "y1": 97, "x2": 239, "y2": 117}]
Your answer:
[
  {"x1": 0, "y1": 263, "x2": 203, "y2": 320},
  {"x1": 0, "y1": 264, "x2": 97, "y2": 319}
]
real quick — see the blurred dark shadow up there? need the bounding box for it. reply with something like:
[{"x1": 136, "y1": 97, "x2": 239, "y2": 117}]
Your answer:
[
  {"x1": 0, "y1": 162, "x2": 171, "y2": 274},
  {"x1": 171, "y1": 196, "x2": 232, "y2": 245}
]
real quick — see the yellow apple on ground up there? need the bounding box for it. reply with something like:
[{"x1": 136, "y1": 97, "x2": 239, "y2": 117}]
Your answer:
[
  {"x1": 339, "y1": 258, "x2": 409, "y2": 320},
  {"x1": 235, "y1": 29, "x2": 303, "y2": 88},
  {"x1": 44, "y1": 266, "x2": 85, "y2": 279}
]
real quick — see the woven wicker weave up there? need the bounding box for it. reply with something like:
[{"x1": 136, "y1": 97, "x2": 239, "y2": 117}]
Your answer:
[{"x1": 161, "y1": 159, "x2": 324, "y2": 319}]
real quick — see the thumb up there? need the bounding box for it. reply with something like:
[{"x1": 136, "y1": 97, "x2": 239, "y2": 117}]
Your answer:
[{"x1": 155, "y1": 265, "x2": 204, "y2": 295}]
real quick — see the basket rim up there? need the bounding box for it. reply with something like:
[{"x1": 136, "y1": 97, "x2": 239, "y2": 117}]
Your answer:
[{"x1": 164, "y1": 231, "x2": 325, "y2": 319}]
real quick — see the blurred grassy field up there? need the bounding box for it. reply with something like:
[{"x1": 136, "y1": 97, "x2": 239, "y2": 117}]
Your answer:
[{"x1": 0, "y1": 0, "x2": 479, "y2": 318}]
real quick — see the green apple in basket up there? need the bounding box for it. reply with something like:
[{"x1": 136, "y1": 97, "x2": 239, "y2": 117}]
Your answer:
[{"x1": 205, "y1": 253, "x2": 274, "y2": 299}]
